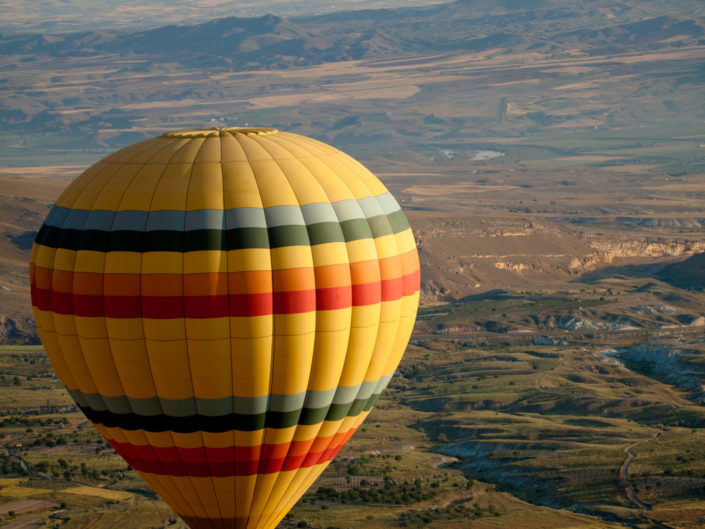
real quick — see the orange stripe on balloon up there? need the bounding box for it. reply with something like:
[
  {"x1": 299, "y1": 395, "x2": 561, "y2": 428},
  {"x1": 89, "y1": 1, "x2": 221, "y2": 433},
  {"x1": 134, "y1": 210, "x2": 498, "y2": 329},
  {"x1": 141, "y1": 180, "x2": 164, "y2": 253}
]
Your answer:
[{"x1": 30, "y1": 248, "x2": 417, "y2": 294}]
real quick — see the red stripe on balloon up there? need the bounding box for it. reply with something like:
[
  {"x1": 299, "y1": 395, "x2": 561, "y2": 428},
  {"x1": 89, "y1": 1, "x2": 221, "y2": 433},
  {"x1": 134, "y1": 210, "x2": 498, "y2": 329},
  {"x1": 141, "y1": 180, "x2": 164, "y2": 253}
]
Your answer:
[
  {"x1": 351, "y1": 281, "x2": 381, "y2": 306},
  {"x1": 108, "y1": 428, "x2": 357, "y2": 477},
  {"x1": 402, "y1": 269, "x2": 421, "y2": 297},
  {"x1": 380, "y1": 276, "x2": 402, "y2": 302},
  {"x1": 30, "y1": 271, "x2": 420, "y2": 318}
]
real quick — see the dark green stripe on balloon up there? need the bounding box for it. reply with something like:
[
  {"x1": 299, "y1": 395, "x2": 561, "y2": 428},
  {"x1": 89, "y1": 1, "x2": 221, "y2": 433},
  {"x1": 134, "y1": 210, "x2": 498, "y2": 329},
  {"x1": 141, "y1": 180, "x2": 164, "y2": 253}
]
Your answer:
[
  {"x1": 34, "y1": 213, "x2": 409, "y2": 253},
  {"x1": 77, "y1": 393, "x2": 381, "y2": 433}
]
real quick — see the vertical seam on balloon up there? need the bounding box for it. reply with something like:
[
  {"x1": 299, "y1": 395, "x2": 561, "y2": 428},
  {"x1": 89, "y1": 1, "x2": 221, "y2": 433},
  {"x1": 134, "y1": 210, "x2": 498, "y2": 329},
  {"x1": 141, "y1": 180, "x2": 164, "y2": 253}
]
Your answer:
[
  {"x1": 133, "y1": 137, "x2": 200, "y2": 521},
  {"x1": 298, "y1": 142, "x2": 384, "y2": 395},
  {"x1": 51, "y1": 160, "x2": 122, "y2": 415},
  {"x1": 183, "y1": 136, "x2": 224, "y2": 529},
  {"x1": 34, "y1": 162, "x2": 104, "y2": 392},
  {"x1": 253, "y1": 134, "x2": 340, "y2": 528},
  {"x1": 243, "y1": 134, "x2": 317, "y2": 529},
  {"x1": 219, "y1": 131, "x2": 238, "y2": 527},
  {"x1": 208, "y1": 131, "x2": 235, "y2": 527},
  {"x1": 303, "y1": 145, "x2": 390, "y2": 432},
  {"x1": 252, "y1": 136, "x2": 358, "y2": 521},
  {"x1": 39, "y1": 163, "x2": 101, "y2": 394},
  {"x1": 254, "y1": 133, "x2": 355, "y2": 527},
  {"x1": 207, "y1": 133, "x2": 231, "y2": 529},
  {"x1": 293, "y1": 141, "x2": 383, "y2": 509},
  {"x1": 333, "y1": 152, "x2": 408, "y2": 395},
  {"x1": 38, "y1": 139, "x2": 190, "y2": 525},
  {"x1": 232, "y1": 134, "x2": 274, "y2": 525},
  {"x1": 256, "y1": 133, "x2": 373, "y2": 524},
  {"x1": 251, "y1": 136, "x2": 316, "y2": 529},
  {"x1": 99, "y1": 138, "x2": 202, "y2": 522},
  {"x1": 235, "y1": 131, "x2": 276, "y2": 529},
  {"x1": 221, "y1": 131, "x2": 245, "y2": 526},
  {"x1": 54, "y1": 140, "x2": 164, "y2": 435},
  {"x1": 101, "y1": 137, "x2": 175, "y2": 411}
]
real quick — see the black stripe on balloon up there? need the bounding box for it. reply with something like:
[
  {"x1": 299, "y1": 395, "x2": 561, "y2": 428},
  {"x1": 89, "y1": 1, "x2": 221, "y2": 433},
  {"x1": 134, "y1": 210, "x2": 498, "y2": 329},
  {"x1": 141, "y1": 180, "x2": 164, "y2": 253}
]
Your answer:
[
  {"x1": 77, "y1": 394, "x2": 380, "y2": 433},
  {"x1": 33, "y1": 211, "x2": 409, "y2": 253}
]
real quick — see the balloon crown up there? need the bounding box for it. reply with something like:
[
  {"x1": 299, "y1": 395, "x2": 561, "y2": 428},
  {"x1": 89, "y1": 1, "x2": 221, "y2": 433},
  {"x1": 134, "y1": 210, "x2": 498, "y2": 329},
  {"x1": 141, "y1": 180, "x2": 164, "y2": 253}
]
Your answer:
[{"x1": 162, "y1": 127, "x2": 279, "y2": 138}]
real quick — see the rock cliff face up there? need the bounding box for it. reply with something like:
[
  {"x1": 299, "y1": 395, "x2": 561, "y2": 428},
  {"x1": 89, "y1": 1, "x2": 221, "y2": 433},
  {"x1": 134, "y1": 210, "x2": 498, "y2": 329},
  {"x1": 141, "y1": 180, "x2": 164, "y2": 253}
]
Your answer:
[
  {"x1": 571, "y1": 241, "x2": 705, "y2": 275},
  {"x1": 0, "y1": 316, "x2": 38, "y2": 345},
  {"x1": 438, "y1": 440, "x2": 565, "y2": 509},
  {"x1": 529, "y1": 313, "x2": 639, "y2": 331},
  {"x1": 414, "y1": 212, "x2": 705, "y2": 304},
  {"x1": 606, "y1": 344, "x2": 705, "y2": 400}
]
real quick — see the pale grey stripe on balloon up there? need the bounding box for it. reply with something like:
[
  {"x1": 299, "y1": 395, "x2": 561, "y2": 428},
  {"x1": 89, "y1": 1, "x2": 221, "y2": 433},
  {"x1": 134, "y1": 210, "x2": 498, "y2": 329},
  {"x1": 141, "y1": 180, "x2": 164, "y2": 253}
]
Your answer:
[
  {"x1": 195, "y1": 397, "x2": 232, "y2": 417},
  {"x1": 185, "y1": 209, "x2": 224, "y2": 231},
  {"x1": 146, "y1": 210, "x2": 183, "y2": 231},
  {"x1": 63, "y1": 209, "x2": 89, "y2": 230},
  {"x1": 68, "y1": 389, "x2": 133, "y2": 415},
  {"x1": 67, "y1": 381, "x2": 389, "y2": 416},
  {"x1": 234, "y1": 395, "x2": 269, "y2": 415},
  {"x1": 303, "y1": 387, "x2": 336, "y2": 409},
  {"x1": 332, "y1": 200, "x2": 367, "y2": 223},
  {"x1": 300, "y1": 203, "x2": 339, "y2": 225},
  {"x1": 355, "y1": 376, "x2": 392, "y2": 401},
  {"x1": 357, "y1": 196, "x2": 386, "y2": 220},
  {"x1": 161, "y1": 398, "x2": 197, "y2": 417},
  {"x1": 375, "y1": 192, "x2": 402, "y2": 216},
  {"x1": 128, "y1": 396, "x2": 163, "y2": 416},
  {"x1": 114, "y1": 210, "x2": 148, "y2": 231},
  {"x1": 45, "y1": 205, "x2": 67, "y2": 227},
  {"x1": 68, "y1": 388, "x2": 89, "y2": 408},
  {"x1": 331, "y1": 384, "x2": 362, "y2": 405},
  {"x1": 372, "y1": 374, "x2": 394, "y2": 396},
  {"x1": 84, "y1": 210, "x2": 116, "y2": 231},
  {"x1": 225, "y1": 208, "x2": 267, "y2": 230},
  {"x1": 270, "y1": 392, "x2": 306, "y2": 412},
  {"x1": 264, "y1": 205, "x2": 306, "y2": 227},
  {"x1": 82, "y1": 392, "x2": 107, "y2": 411},
  {"x1": 101, "y1": 395, "x2": 133, "y2": 414},
  {"x1": 44, "y1": 193, "x2": 401, "y2": 231}
]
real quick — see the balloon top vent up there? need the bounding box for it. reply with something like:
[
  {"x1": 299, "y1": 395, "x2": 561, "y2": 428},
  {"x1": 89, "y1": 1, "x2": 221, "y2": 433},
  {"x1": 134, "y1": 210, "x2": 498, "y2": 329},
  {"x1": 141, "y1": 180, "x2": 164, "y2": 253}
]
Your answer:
[{"x1": 162, "y1": 127, "x2": 279, "y2": 138}]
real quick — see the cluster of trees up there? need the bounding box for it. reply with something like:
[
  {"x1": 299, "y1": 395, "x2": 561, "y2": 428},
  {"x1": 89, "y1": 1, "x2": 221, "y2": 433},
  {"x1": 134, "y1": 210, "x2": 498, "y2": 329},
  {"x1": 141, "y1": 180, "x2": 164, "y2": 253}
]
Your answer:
[
  {"x1": 397, "y1": 362, "x2": 428, "y2": 382},
  {"x1": 344, "y1": 453, "x2": 401, "y2": 476},
  {"x1": 0, "y1": 415, "x2": 68, "y2": 428},
  {"x1": 398, "y1": 502, "x2": 502, "y2": 526},
  {"x1": 34, "y1": 458, "x2": 127, "y2": 482},
  {"x1": 0, "y1": 459, "x2": 26, "y2": 475},
  {"x1": 29, "y1": 433, "x2": 68, "y2": 448},
  {"x1": 23, "y1": 429, "x2": 106, "y2": 452},
  {"x1": 292, "y1": 522, "x2": 340, "y2": 529},
  {"x1": 315, "y1": 479, "x2": 438, "y2": 505}
]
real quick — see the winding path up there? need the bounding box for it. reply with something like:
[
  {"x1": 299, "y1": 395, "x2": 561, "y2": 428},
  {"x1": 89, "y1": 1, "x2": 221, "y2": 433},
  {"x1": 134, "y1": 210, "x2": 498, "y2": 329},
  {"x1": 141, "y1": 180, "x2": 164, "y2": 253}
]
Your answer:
[
  {"x1": 619, "y1": 433, "x2": 676, "y2": 529},
  {"x1": 619, "y1": 436, "x2": 653, "y2": 509}
]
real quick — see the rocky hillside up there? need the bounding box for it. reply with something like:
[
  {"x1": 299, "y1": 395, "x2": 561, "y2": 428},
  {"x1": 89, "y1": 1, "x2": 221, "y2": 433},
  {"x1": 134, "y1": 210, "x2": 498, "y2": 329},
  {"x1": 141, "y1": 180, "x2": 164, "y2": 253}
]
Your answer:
[
  {"x1": 657, "y1": 252, "x2": 705, "y2": 290},
  {"x1": 410, "y1": 211, "x2": 705, "y2": 305},
  {"x1": 0, "y1": 173, "x2": 67, "y2": 345}
]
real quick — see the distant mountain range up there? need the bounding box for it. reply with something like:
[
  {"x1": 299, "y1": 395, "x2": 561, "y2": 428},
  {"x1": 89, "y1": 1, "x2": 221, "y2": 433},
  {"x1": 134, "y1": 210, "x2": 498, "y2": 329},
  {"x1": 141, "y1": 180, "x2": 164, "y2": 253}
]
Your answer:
[{"x1": 2, "y1": 0, "x2": 704, "y2": 71}]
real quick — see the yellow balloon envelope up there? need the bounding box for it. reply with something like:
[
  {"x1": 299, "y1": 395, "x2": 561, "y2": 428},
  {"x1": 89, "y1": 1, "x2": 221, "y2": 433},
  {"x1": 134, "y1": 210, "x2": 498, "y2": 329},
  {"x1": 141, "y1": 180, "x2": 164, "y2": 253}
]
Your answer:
[{"x1": 29, "y1": 127, "x2": 420, "y2": 529}]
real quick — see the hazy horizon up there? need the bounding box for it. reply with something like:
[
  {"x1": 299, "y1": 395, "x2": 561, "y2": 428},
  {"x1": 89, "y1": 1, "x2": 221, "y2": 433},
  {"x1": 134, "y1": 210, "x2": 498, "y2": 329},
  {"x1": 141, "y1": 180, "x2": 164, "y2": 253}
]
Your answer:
[{"x1": 0, "y1": 0, "x2": 448, "y2": 34}]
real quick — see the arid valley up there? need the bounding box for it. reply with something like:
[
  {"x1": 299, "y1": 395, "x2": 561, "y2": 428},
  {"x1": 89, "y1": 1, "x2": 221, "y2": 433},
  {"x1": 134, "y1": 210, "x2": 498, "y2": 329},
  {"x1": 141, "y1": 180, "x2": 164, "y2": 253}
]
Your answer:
[{"x1": 1, "y1": 1, "x2": 705, "y2": 528}]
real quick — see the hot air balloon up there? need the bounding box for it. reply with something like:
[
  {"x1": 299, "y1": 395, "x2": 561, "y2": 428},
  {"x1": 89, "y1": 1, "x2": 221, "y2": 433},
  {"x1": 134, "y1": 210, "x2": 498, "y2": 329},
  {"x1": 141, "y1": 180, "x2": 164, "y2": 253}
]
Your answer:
[{"x1": 29, "y1": 127, "x2": 420, "y2": 529}]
